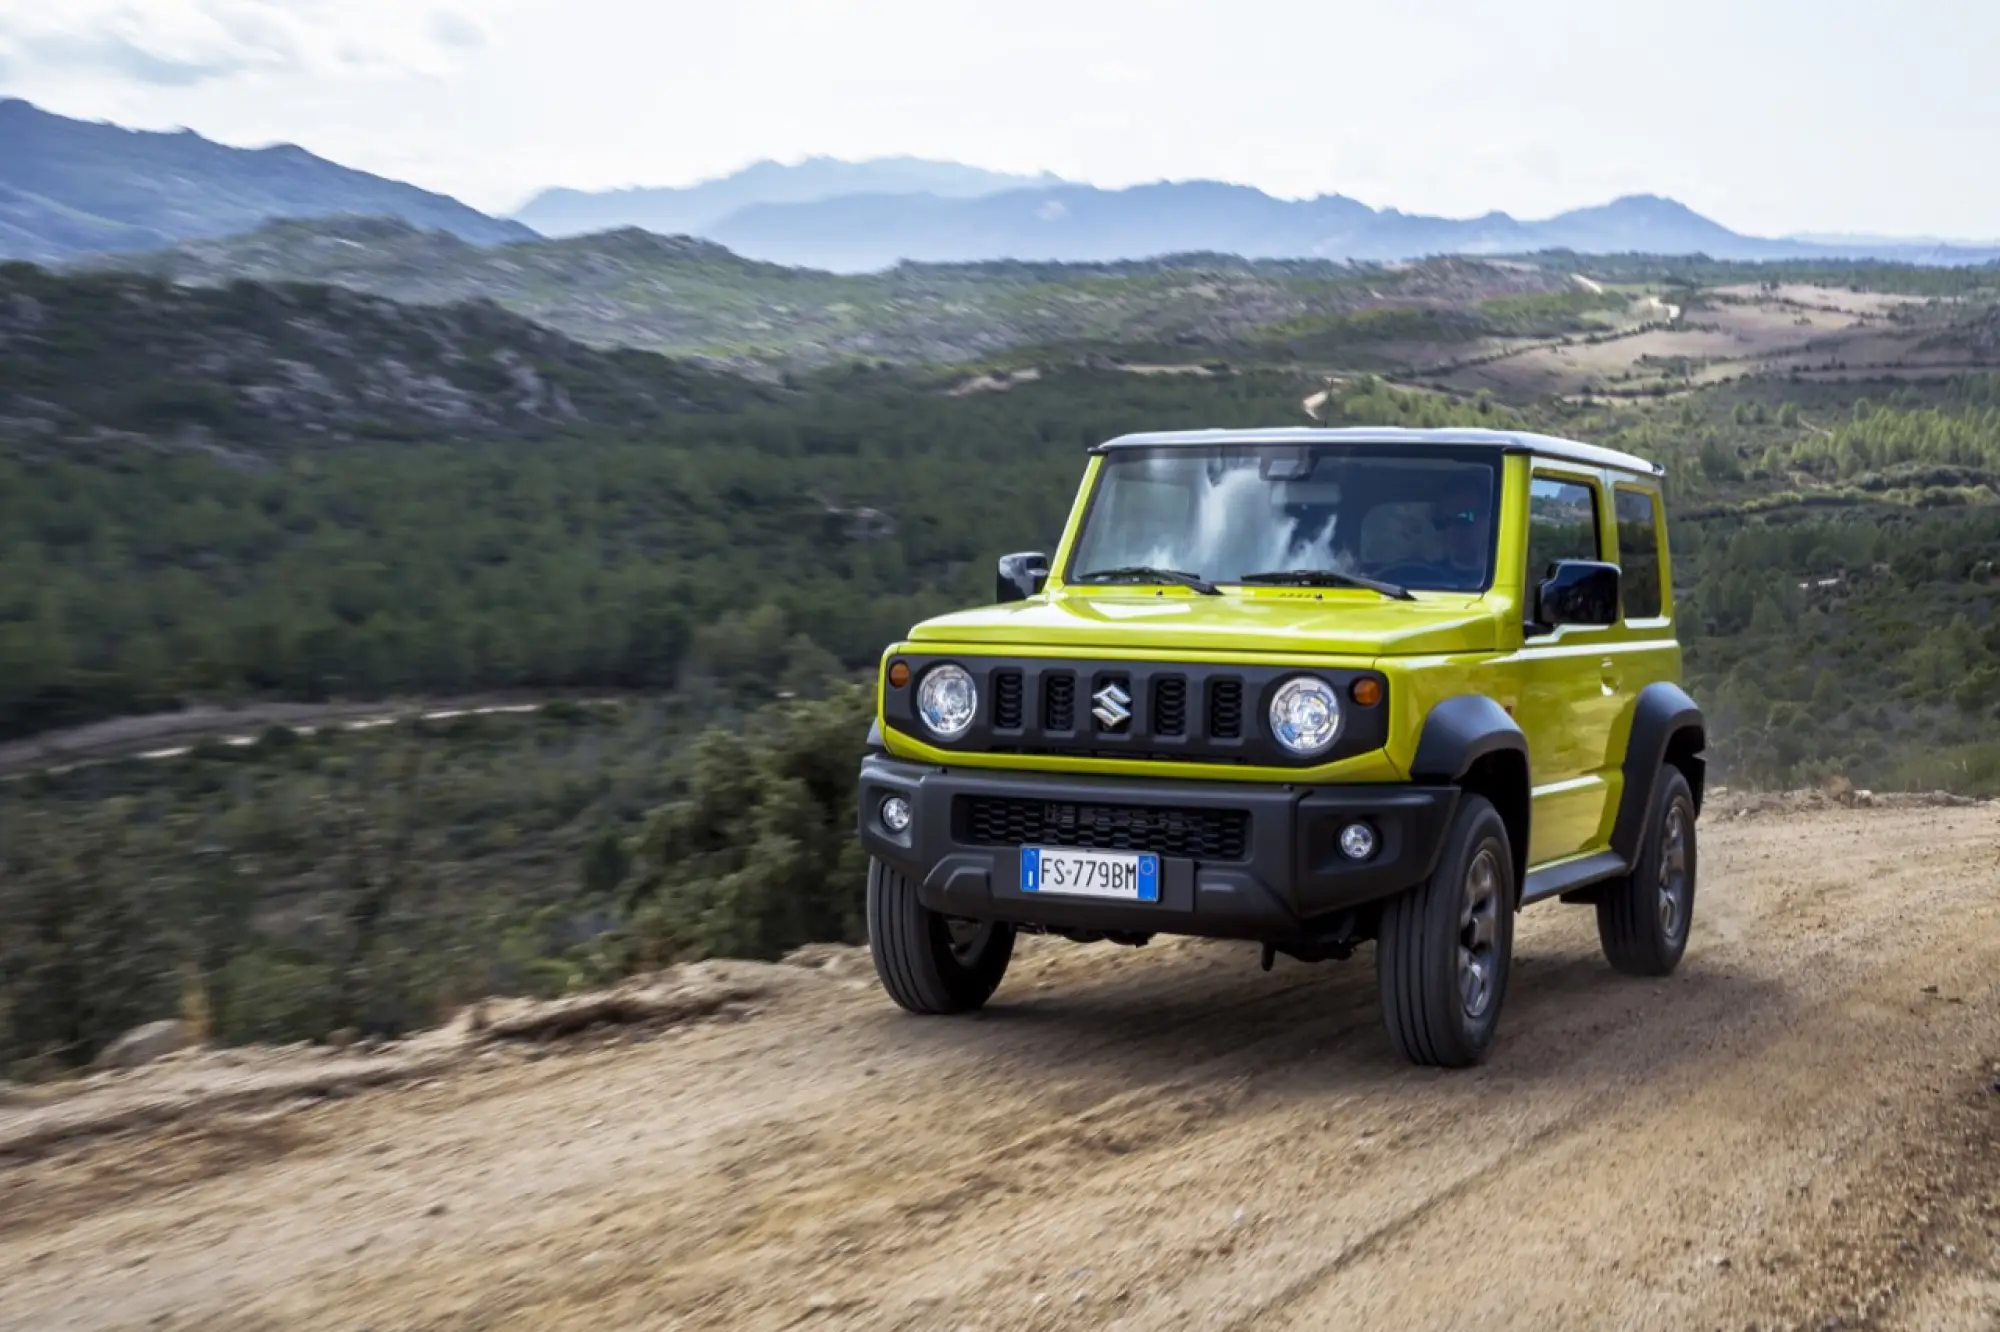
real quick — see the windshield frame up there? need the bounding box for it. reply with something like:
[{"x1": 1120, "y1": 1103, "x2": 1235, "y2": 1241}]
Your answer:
[{"x1": 1060, "y1": 441, "x2": 1507, "y2": 596}]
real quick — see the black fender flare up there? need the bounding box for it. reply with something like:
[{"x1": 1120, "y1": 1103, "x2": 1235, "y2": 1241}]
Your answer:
[
  {"x1": 1610, "y1": 682, "x2": 1707, "y2": 864},
  {"x1": 1410, "y1": 694, "x2": 1528, "y2": 784},
  {"x1": 1410, "y1": 695, "x2": 1531, "y2": 899},
  {"x1": 864, "y1": 719, "x2": 886, "y2": 756}
]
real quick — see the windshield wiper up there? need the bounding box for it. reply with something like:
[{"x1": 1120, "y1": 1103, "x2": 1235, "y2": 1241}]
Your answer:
[
  {"x1": 1236, "y1": 569, "x2": 1417, "y2": 601},
  {"x1": 1072, "y1": 565, "x2": 1221, "y2": 595}
]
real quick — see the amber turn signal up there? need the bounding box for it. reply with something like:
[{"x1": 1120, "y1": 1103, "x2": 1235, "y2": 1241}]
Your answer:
[
  {"x1": 1349, "y1": 678, "x2": 1382, "y2": 708},
  {"x1": 887, "y1": 660, "x2": 911, "y2": 689}
]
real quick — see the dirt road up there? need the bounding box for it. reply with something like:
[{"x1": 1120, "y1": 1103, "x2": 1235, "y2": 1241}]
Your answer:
[
  {"x1": 0, "y1": 695, "x2": 626, "y2": 778},
  {"x1": 5, "y1": 802, "x2": 1998, "y2": 1331}
]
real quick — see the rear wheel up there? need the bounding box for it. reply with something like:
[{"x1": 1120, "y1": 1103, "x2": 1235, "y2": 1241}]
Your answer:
[
  {"x1": 1376, "y1": 793, "x2": 1515, "y2": 1068},
  {"x1": 1596, "y1": 766, "x2": 1697, "y2": 976},
  {"x1": 866, "y1": 857, "x2": 1015, "y2": 1014}
]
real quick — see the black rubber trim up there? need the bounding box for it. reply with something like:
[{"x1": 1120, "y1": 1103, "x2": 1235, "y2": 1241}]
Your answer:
[
  {"x1": 864, "y1": 719, "x2": 885, "y2": 756},
  {"x1": 1610, "y1": 683, "x2": 1706, "y2": 864},
  {"x1": 1409, "y1": 695, "x2": 1528, "y2": 783},
  {"x1": 1524, "y1": 850, "x2": 1628, "y2": 905}
]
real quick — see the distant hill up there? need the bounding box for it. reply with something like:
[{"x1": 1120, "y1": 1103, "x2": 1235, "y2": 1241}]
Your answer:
[
  {"x1": 514, "y1": 156, "x2": 1064, "y2": 239},
  {"x1": 698, "y1": 182, "x2": 2000, "y2": 272},
  {"x1": 0, "y1": 99, "x2": 531, "y2": 264},
  {"x1": 87, "y1": 216, "x2": 1580, "y2": 369},
  {"x1": 0, "y1": 263, "x2": 763, "y2": 448}
]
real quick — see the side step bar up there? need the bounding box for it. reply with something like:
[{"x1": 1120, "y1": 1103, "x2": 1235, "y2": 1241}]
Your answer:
[{"x1": 1521, "y1": 851, "x2": 1628, "y2": 906}]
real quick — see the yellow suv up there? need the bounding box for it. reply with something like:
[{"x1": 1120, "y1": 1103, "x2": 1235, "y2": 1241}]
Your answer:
[{"x1": 856, "y1": 427, "x2": 1706, "y2": 1067}]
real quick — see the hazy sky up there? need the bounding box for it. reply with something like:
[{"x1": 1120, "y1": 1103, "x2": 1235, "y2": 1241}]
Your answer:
[{"x1": 3, "y1": 0, "x2": 1995, "y2": 238}]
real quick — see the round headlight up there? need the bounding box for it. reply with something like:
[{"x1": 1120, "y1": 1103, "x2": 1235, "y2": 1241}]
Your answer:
[
  {"x1": 916, "y1": 664, "x2": 978, "y2": 739},
  {"x1": 1269, "y1": 676, "x2": 1342, "y2": 755}
]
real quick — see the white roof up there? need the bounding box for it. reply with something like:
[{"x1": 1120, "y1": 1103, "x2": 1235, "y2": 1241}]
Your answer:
[{"x1": 1092, "y1": 426, "x2": 1664, "y2": 477}]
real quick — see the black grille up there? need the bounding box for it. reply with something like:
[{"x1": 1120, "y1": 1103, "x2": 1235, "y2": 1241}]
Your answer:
[
  {"x1": 1152, "y1": 677, "x2": 1188, "y2": 736},
  {"x1": 1043, "y1": 672, "x2": 1076, "y2": 732},
  {"x1": 960, "y1": 797, "x2": 1249, "y2": 861},
  {"x1": 1208, "y1": 679, "x2": 1244, "y2": 739},
  {"x1": 883, "y1": 656, "x2": 1384, "y2": 766},
  {"x1": 993, "y1": 670, "x2": 1024, "y2": 729}
]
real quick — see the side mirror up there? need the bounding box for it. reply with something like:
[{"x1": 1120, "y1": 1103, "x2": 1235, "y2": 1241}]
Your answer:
[
  {"x1": 1534, "y1": 559, "x2": 1620, "y2": 631},
  {"x1": 996, "y1": 551, "x2": 1051, "y2": 603}
]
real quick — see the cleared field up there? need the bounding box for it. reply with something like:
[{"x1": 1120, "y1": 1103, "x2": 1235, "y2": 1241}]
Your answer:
[
  {"x1": 1416, "y1": 286, "x2": 1999, "y2": 399},
  {"x1": 1710, "y1": 283, "x2": 1935, "y2": 317}
]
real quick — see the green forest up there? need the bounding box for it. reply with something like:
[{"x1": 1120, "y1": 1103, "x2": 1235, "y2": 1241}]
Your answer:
[
  {"x1": 7, "y1": 363, "x2": 2000, "y2": 777},
  {"x1": 2, "y1": 693, "x2": 872, "y2": 1071},
  {"x1": 5, "y1": 261, "x2": 1999, "y2": 1072},
  {"x1": 0, "y1": 362, "x2": 1482, "y2": 738}
]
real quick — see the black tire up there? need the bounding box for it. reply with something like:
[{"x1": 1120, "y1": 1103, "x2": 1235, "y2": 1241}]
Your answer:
[
  {"x1": 866, "y1": 857, "x2": 1015, "y2": 1014},
  {"x1": 1596, "y1": 765, "x2": 1697, "y2": 977},
  {"x1": 1376, "y1": 793, "x2": 1515, "y2": 1068}
]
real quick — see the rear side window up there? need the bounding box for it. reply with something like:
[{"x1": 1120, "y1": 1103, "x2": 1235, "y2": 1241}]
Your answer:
[
  {"x1": 1614, "y1": 488, "x2": 1664, "y2": 619},
  {"x1": 1526, "y1": 475, "x2": 1601, "y2": 586}
]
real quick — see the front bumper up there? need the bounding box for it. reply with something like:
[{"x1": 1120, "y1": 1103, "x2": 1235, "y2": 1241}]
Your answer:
[{"x1": 856, "y1": 754, "x2": 1458, "y2": 943}]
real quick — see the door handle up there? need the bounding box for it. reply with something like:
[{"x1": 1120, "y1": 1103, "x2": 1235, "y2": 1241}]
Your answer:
[{"x1": 1599, "y1": 657, "x2": 1620, "y2": 693}]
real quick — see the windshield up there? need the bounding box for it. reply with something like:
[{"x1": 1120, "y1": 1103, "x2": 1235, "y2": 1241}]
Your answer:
[{"x1": 1066, "y1": 444, "x2": 1501, "y2": 593}]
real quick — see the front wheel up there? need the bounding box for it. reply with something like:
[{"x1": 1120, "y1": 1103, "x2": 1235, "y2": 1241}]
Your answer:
[
  {"x1": 1596, "y1": 765, "x2": 1697, "y2": 976},
  {"x1": 1376, "y1": 793, "x2": 1516, "y2": 1068},
  {"x1": 866, "y1": 857, "x2": 1015, "y2": 1014}
]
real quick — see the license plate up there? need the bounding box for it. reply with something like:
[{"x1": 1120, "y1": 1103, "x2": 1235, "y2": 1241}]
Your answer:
[{"x1": 1020, "y1": 847, "x2": 1160, "y2": 902}]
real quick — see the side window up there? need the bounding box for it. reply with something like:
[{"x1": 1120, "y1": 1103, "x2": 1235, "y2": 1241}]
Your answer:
[
  {"x1": 1614, "y1": 488, "x2": 1663, "y2": 619},
  {"x1": 1526, "y1": 474, "x2": 1602, "y2": 589}
]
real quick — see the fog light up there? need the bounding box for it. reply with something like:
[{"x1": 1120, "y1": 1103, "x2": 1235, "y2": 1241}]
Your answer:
[
  {"x1": 881, "y1": 796, "x2": 913, "y2": 833},
  {"x1": 1339, "y1": 822, "x2": 1378, "y2": 861}
]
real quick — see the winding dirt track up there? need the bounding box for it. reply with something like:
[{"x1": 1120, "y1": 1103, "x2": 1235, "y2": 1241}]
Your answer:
[{"x1": 5, "y1": 802, "x2": 1999, "y2": 1331}]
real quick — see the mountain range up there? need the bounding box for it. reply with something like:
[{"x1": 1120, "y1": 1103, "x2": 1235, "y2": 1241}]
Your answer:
[
  {"x1": 6, "y1": 99, "x2": 2000, "y2": 273},
  {"x1": 0, "y1": 98, "x2": 528, "y2": 265},
  {"x1": 520, "y1": 162, "x2": 2000, "y2": 273},
  {"x1": 699, "y1": 184, "x2": 1780, "y2": 272},
  {"x1": 513, "y1": 156, "x2": 1063, "y2": 239}
]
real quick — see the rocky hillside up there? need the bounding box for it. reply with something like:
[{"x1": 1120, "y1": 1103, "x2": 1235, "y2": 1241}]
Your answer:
[
  {"x1": 85, "y1": 218, "x2": 1579, "y2": 369},
  {"x1": 0, "y1": 264, "x2": 765, "y2": 451},
  {"x1": 0, "y1": 99, "x2": 529, "y2": 265}
]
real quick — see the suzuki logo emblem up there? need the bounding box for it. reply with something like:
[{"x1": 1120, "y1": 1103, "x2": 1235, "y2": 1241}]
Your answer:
[{"x1": 1091, "y1": 682, "x2": 1132, "y2": 729}]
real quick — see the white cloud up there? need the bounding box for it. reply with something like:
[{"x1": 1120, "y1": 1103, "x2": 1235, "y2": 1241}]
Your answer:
[
  {"x1": 425, "y1": 10, "x2": 486, "y2": 52},
  {"x1": 1087, "y1": 61, "x2": 1149, "y2": 86},
  {"x1": 0, "y1": 0, "x2": 489, "y2": 87},
  {"x1": 10, "y1": 30, "x2": 257, "y2": 88}
]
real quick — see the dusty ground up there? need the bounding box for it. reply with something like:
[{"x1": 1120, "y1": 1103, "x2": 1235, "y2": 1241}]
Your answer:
[{"x1": 4, "y1": 802, "x2": 1999, "y2": 1332}]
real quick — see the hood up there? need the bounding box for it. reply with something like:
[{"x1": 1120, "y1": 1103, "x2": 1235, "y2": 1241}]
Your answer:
[{"x1": 906, "y1": 587, "x2": 1500, "y2": 658}]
